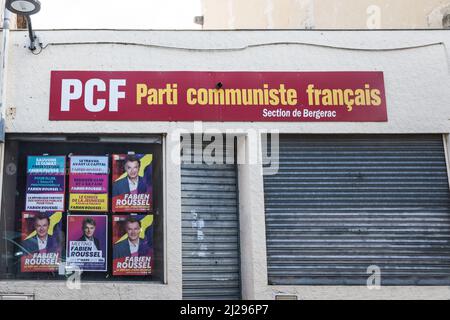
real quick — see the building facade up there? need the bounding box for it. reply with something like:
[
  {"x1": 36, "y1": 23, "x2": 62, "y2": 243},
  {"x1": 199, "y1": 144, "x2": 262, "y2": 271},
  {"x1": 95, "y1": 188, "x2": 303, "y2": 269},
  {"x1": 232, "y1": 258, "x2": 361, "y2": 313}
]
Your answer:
[
  {"x1": 201, "y1": 0, "x2": 450, "y2": 29},
  {"x1": 0, "y1": 28, "x2": 449, "y2": 300}
]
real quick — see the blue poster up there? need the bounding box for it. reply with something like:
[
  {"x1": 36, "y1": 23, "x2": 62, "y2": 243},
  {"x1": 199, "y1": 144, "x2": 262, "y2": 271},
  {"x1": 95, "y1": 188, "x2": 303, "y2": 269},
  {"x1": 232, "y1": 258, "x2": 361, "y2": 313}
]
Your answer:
[{"x1": 26, "y1": 156, "x2": 66, "y2": 212}]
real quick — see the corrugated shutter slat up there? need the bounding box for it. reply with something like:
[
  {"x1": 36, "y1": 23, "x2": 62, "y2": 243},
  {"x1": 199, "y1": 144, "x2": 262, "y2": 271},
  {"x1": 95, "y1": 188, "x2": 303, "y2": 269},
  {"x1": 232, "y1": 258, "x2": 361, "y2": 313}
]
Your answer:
[
  {"x1": 182, "y1": 137, "x2": 241, "y2": 299},
  {"x1": 264, "y1": 135, "x2": 450, "y2": 285}
]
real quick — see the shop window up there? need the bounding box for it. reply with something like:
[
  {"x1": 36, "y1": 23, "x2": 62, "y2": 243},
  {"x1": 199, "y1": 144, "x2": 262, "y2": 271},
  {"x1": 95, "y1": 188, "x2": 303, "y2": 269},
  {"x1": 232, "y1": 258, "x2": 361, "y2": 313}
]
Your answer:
[{"x1": 0, "y1": 135, "x2": 164, "y2": 282}]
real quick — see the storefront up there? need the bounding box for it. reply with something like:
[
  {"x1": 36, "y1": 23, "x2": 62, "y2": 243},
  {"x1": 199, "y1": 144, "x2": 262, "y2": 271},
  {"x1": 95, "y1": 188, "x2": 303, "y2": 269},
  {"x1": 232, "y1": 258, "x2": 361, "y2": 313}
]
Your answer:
[{"x1": 0, "y1": 29, "x2": 449, "y2": 300}]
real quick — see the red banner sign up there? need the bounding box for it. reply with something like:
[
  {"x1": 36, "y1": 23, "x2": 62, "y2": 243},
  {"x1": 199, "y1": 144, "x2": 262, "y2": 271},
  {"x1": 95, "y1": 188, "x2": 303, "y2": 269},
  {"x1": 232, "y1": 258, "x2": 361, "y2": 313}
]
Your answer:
[{"x1": 49, "y1": 71, "x2": 387, "y2": 122}]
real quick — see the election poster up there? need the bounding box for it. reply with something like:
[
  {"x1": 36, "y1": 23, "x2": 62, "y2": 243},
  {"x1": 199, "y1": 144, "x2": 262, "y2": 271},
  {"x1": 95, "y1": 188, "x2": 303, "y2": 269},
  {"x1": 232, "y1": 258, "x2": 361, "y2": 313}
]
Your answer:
[
  {"x1": 112, "y1": 154, "x2": 153, "y2": 212},
  {"x1": 69, "y1": 156, "x2": 109, "y2": 212},
  {"x1": 66, "y1": 215, "x2": 107, "y2": 272},
  {"x1": 20, "y1": 211, "x2": 64, "y2": 273},
  {"x1": 25, "y1": 156, "x2": 66, "y2": 212},
  {"x1": 112, "y1": 215, "x2": 153, "y2": 276}
]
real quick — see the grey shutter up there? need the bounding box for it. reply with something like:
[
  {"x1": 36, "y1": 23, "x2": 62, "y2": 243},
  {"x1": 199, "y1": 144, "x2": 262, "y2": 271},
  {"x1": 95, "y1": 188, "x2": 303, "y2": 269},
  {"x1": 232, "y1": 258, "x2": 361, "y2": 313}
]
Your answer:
[
  {"x1": 181, "y1": 137, "x2": 241, "y2": 299},
  {"x1": 263, "y1": 135, "x2": 450, "y2": 285}
]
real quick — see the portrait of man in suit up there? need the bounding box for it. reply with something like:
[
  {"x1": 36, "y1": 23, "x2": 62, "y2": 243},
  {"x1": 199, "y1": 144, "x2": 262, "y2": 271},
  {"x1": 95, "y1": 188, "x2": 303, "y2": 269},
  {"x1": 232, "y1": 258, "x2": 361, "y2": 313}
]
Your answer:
[
  {"x1": 22, "y1": 214, "x2": 59, "y2": 254},
  {"x1": 78, "y1": 217, "x2": 100, "y2": 250},
  {"x1": 112, "y1": 155, "x2": 148, "y2": 197},
  {"x1": 113, "y1": 217, "x2": 152, "y2": 259}
]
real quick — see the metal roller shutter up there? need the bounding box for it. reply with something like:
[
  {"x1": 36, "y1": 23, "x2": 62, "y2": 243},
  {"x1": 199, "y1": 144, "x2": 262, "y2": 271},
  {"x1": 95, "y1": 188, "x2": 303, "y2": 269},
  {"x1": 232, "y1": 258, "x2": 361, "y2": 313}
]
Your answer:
[
  {"x1": 181, "y1": 138, "x2": 241, "y2": 299},
  {"x1": 263, "y1": 135, "x2": 450, "y2": 285}
]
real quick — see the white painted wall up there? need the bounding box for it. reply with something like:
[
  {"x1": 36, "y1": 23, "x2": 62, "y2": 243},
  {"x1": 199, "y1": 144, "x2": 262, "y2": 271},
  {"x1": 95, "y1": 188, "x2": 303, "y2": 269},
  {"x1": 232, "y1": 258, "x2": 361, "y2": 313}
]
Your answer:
[
  {"x1": 3, "y1": 30, "x2": 450, "y2": 134},
  {"x1": 0, "y1": 30, "x2": 450, "y2": 299},
  {"x1": 202, "y1": 0, "x2": 450, "y2": 29}
]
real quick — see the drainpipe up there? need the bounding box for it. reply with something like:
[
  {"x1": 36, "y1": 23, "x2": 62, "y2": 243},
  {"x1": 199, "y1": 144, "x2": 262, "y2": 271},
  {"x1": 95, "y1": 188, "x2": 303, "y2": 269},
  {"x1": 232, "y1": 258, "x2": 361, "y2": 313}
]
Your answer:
[
  {"x1": 0, "y1": 7, "x2": 11, "y2": 139},
  {"x1": 0, "y1": 7, "x2": 12, "y2": 222}
]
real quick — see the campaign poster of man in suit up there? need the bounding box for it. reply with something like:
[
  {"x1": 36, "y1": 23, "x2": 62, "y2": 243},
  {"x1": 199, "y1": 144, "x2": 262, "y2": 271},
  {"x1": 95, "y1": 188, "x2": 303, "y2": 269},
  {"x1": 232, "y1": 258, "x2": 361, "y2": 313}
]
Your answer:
[
  {"x1": 20, "y1": 212, "x2": 63, "y2": 273},
  {"x1": 112, "y1": 215, "x2": 153, "y2": 276},
  {"x1": 112, "y1": 154, "x2": 153, "y2": 212},
  {"x1": 66, "y1": 215, "x2": 107, "y2": 272}
]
